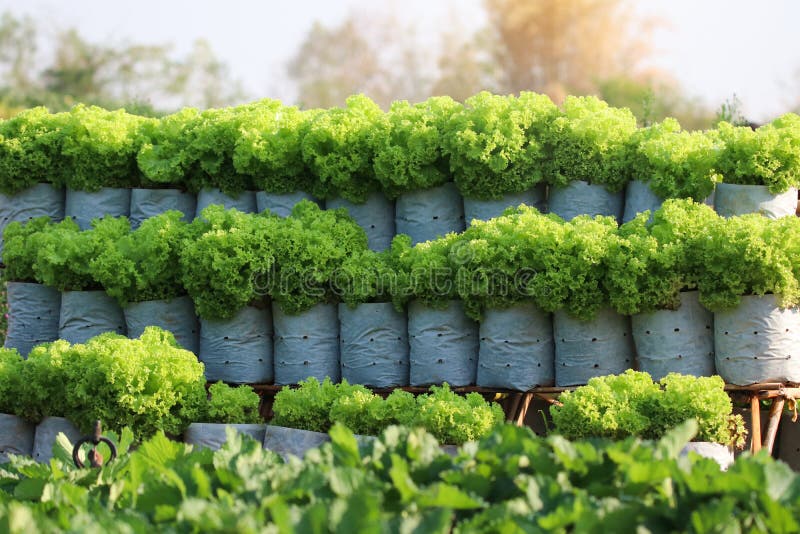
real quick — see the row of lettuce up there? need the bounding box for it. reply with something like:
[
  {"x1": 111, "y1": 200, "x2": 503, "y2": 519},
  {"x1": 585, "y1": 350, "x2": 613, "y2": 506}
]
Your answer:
[
  {"x1": 5, "y1": 199, "x2": 800, "y2": 320},
  {"x1": 0, "y1": 419, "x2": 793, "y2": 532},
  {"x1": 0, "y1": 317, "x2": 749, "y2": 451},
  {"x1": 2, "y1": 93, "x2": 800, "y2": 201},
  {"x1": 0, "y1": 327, "x2": 503, "y2": 446}
]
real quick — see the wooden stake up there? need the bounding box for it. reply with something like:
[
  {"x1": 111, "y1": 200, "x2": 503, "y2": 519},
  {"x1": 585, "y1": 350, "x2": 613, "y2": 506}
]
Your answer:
[
  {"x1": 751, "y1": 395, "x2": 762, "y2": 453},
  {"x1": 506, "y1": 394, "x2": 522, "y2": 422},
  {"x1": 763, "y1": 398, "x2": 786, "y2": 454},
  {"x1": 515, "y1": 393, "x2": 533, "y2": 427}
]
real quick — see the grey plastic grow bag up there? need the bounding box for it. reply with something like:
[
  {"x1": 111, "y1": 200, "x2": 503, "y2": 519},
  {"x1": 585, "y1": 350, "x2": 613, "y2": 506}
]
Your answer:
[
  {"x1": 714, "y1": 184, "x2": 797, "y2": 219},
  {"x1": 680, "y1": 442, "x2": 734, "y2": 471},
  {"x1": 476, "y1": 303, "x2": 555, "y2": 391},
  {"x1": 463, "y1": 184, "x2": 547, "y2": 225},
  {"x1": 631, "y1": 291, "x2": 715, "y2": 381},
  {"x1": 407, "y1": 300, "x2": 478, "y2": 387},
  {"x1": 0, "y1": 183, "x2": 64, "y2": 255},
  {"x1": 622, "y1": 180, "x2": 664, "y2": 223},
  {"x1": 64, "y1": 187, "x2": 131, "y2": 230},
  {"x1": 32, "y1": 416, "x2": 82, "y2": 463},
  {"x1": 256, "y1": 191, "x2": 321, "y2": 217},
  {"x1": 59, "y1": 290, "x2": 126, "y2": 345},
  {"x1": 553, "y1": 307, "x2": 635, "y2": 387},
  {"x1": 714, "y1": 294, "x2": 800, "y2": 385},
  {"x1": 0, "y1": 414, "x2": 35, "y2": 463},
  {"x1": 395, "y1": 183, "x2": 465, "y2": 245},
  {"x1": 199, "y1": 306, "x2": 273, "y2": 384},
  {"x1": 195, "y1": 188, "x2": 257, "y2": 217},
  {"x1": 184, "y1": 423, "x2": 267, "y2": 451},
  {"x1": 5, "y1": 282, "x2": 61, "y2": 357},
  {"x1": 548, "y1": 180, "x2": 624, "y2": 222},
  {"x1": 263, "y1": 425, "x2": 331, "y2": 461},
  {"x1": 338, "y1": 302, "x2": 409, "y2": 387},
  {"x1": 129, "y1": 188, "x2": 196, "y2": 229},
  {"x1": 273, "y1": 302, "x2": 339, "y2": 385},
  {"x1": 124, "y1": 296, "x2": 199, "y2": 354},
  {"x1": 326, "y1": 192, "x2": 395, "y2": 251}
]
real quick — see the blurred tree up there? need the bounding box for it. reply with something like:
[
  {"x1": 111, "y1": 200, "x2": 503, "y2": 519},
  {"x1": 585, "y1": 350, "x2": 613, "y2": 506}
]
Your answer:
[
  {"x1": 430, "y1": 26, "x2": 502, "y2": 101},
  {"x1": 598, "y1": 75, "x2": 715, "y2": 130},
  {"x1": 483, "y1": 0, "x2": 653, "y2": 100},
  {"x1": 288, "y1": 11, "x2": 432, "y2": 109},
  {"x1": 0, "y1": 11, "x2": 244, "y2": 116},
  {"x1": 288, "y1": 18, "x2": 382, "y2": 109}
]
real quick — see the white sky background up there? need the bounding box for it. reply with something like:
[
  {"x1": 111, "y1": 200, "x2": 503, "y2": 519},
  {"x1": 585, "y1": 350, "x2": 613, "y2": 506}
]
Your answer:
[{"x1": 1, "y1": 0, "x2": 799, "y2": 122}]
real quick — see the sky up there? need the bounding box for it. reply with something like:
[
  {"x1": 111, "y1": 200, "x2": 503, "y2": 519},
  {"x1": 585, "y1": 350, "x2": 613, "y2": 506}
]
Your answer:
[{"x1": 2, "y1": 0, "x2": 799, "y2": 122}]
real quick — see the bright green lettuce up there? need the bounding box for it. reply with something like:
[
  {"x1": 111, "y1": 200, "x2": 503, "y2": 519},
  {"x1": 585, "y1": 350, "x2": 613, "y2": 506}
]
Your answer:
[
  {"x1": 136, "y1": 107, "x2": 201, "y2": 190},
  {"x1": 60, "y1": 105, "x2": 147, "y2": 191},
  {"x1": 2, "y1": 217, "x2": 52, "y2": 282},
  {"x1": 716, "y1": 114, "x2": 800, "y2": 192},
  {"x1": 91, "y1": 211, "x2": 195, "y2": 305},
  {"x1": 268, "y1": 200, "x2": 368, "y2": 314},
  {"x1": 444, "y1": 91, "x2": 560, "y2": 199},
  {"x1": 548, "y1": 95, "x2": 637, "y2": 191},
  {"x1": 30, "y1": 216, "x2": 130, "y2": 291},
  {"x1": 59, "y1": 327, "x2": 206, "y2": 437},
  {"x1": 0, "y1": 347, "x2": 24, "y2": 414},
  {"x1": 372, "y1": 96, "x2": 461, "y2": 197},
  {"x1": 551, "y1": 370, "x2": 747, "y2": 447},
  {"x1": 234, "y1": 99, "x2": 321, "y2": 194},
  {"x1": 334, "y1": 248, "x2": 397, "y2": 307},
  {"x1": 272, "y1": 378, "x2": 504, "y2": 444},
  {"x1": 0, "y1": 107, "x2": 70, "y2": 194},
  {"x1": 300, "y1": 94, "x2": 383, "y2": 202},
  {"x1": 180, "y1": 206, "x2": 280, "y2": 319},
  {"x1": 202, "y1": 382, "x2": 262, "y2": 425},
  {"x1": 627, "y1": 118, "x2": 722, "y2": 200}
]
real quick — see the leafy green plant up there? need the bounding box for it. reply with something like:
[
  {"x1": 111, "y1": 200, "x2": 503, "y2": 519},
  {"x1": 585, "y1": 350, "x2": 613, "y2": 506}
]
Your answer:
[
  {"x1": 268, "y1": 200, "x2": 368, "y2": 314},
  {"x1": 91, "y1": 211, "x2": 195, "y2": 305},
  {"x1": 389, "y1": 232, "x2": 461, "y2": 310},
  {"x1": 334, "y1": 248, "x2": 397, "y2": 307},
  {"x1": 2, "y1": 217, "x2": 52, "y2": 282},
  {"x1": 551, "y1": 370, "x2": 747, "y2": 447},
  {"x1": 626, "y1": 118, "x2": 722, "y2": 200},
  {"x1": 444, "y1": 91, "x2": 560, "y2": 200},
  {"x1": 60, "y1": 327, "x2": 207, "y2": 438},
  {"x1": 29, "y1": 216, "x2": 130, "y2": 291},
  {"x1": 450, "y1": 205, "x2": 564, "y2": 319},
  {"x1": 0, "y1": 107, "x2": 70, "y2": 194},
  {"x1": 645, "y1": 374, "x2": 746, "y2": 448},
  {"x1": 136, "y1": 107, "x2": 201, "y2": 190},
  {"x1": 271, "y1": 378, "x2": 504, "y2": 445},
  {"x1": 372, "y1": 96, "x2": 461, "y2": 197},
  {"x1": 716, "y1": 114, "x2": 800, "y2": 193},
  {"x1": 14, "y1": 340, "x2": 73, "y2": 422},
  {"x1": 0, "y1": 347, "x2": 24, "y2": 414},
  {"x1": 271, "y1": 377, "x2": 372, "y2": 433},
  {"x1": 603, "y1": 212, "x2": 686, "y2": 315},
  {"x1": 186, "y1": 102, "x2": 265, "y2": 194},
  {"x1": 60, "y1": 105, "x2": 147, "y2": 191},
  {"x1": 413, "y1": 384, "x2": 505, "y2": 444},
  {"x1": 234, "y1": 99, "x2": 321, "y2": 195},
  {"x1": 548, "y1": 95, "x2": 637, "y2": 191},
  {"x1": 300, "y1": 94, "x2": 383, "y2": 202},
  {"x1": 180, "y1": 206, "x2": 280, "y2": 319},
  {"x1": 693, "y1": 211, "x2": 800, "y2": 311},
  {"x1": 202, "y1": 382, "x2": 262, "y2": 425}
]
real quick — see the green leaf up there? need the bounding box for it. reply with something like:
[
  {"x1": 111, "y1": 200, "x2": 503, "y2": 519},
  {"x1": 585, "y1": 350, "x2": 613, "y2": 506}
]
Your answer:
[
  {"x1": 415, "y1": 483, "x2": 484, "y2": 510},
  {"x1": 13, "y1": 478, "x2": 46, "y2": 501},
  {"x1": 656, "y1": 419, "x2": 698, "y2": 460}
]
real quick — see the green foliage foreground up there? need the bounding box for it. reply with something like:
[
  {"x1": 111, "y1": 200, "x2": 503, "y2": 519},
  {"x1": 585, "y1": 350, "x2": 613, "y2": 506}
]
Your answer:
[{"x1": 1, "y1": 421, "x2": 798, "y2": 533}]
